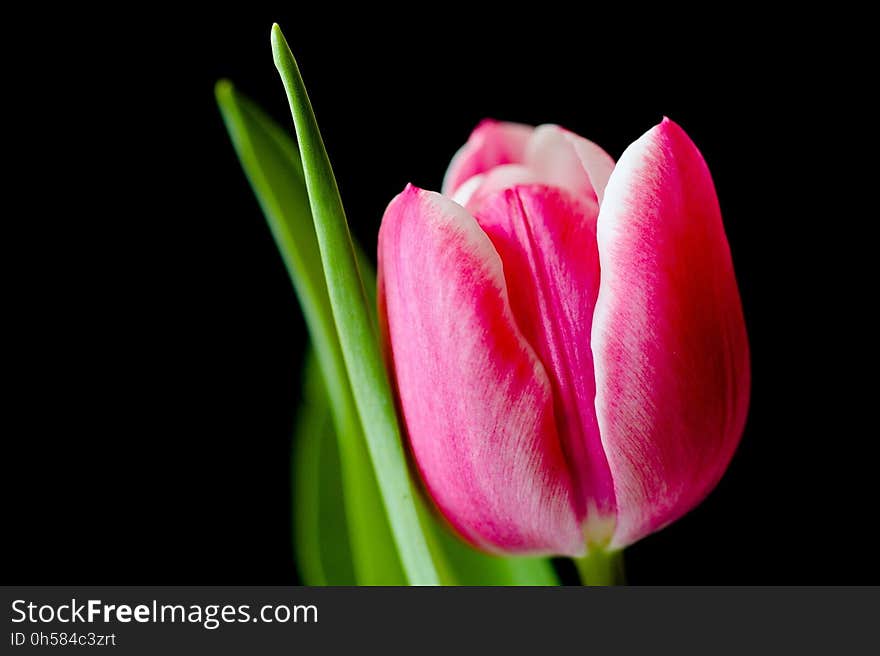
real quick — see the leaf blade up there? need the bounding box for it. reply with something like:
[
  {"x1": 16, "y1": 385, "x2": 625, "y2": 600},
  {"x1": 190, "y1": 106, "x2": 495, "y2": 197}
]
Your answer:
[
  {"x1": 270, "y1": 24, "x2": 439, "y2": 584},
  {"x1": 216, "y1": 80, "x2": 405, "y2": 584},
  {"x1": 292, "y1": 350, "x2": 356, "y2": 585}
]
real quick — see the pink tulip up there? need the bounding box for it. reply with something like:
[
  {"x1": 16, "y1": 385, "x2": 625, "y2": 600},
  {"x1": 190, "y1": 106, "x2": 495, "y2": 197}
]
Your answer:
[{"x1": 378, "y1": 118, "x2": 750, "y2": 556}]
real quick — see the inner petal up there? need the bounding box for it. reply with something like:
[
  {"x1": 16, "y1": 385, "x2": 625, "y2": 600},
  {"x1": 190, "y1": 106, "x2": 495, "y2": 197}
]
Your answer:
[
  {"x1": 458, "y1": 164, "x2": 543, "y2": 213},
  {"x1": 475, "y1": 184, "x2": 616, "y2": 541},
  {"x1": 517, "y1": 124, "x2": 617, "y2": 205},
  {"x1": 442, "y1": 120, "x2": 534, "y2": 197}
]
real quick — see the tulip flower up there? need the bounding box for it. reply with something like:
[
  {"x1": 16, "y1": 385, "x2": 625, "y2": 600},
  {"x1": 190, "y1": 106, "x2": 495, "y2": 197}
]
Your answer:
[{"x1": 378, "y1": 118, "x2": 750, "y2": 558}]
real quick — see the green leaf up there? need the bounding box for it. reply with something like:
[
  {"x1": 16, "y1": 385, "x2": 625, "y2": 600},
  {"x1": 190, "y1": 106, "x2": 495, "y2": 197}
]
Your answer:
[
  {"x1": 429, "y1": 522, "x2": 560, "y2": 585},
  {"x1": 216, "y1": 80, "x2": 405, "y2": 584},
  {"x1": 214, "y1": 80, "x2": 337, "y2": 412},
  {"x1": 271, "y1": 24, "x2": 440, "y2": 584},
  {"x1": 292, "y1": 350, "x2": 355, "y2": 585}
]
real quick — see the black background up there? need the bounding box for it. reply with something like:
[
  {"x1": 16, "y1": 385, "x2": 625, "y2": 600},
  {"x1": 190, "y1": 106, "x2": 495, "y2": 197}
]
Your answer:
[{"x1": 7, "y1": 8, "x2": 873, "y2": 583}]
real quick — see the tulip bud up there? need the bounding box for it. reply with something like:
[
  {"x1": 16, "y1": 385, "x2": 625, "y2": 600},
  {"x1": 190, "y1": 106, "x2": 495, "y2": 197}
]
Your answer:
[{"x1": 378, "y1": 118, "x2": 750, "y2": 556}]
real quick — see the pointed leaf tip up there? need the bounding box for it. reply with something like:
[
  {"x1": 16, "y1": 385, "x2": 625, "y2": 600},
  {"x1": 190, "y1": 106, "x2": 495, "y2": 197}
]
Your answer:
[
  {"x1": 270, "y1": 23, "x2": 289, "y2": 63},
  {"x1": 214, "y1": 79, "x2": 234, "y2": 105}
]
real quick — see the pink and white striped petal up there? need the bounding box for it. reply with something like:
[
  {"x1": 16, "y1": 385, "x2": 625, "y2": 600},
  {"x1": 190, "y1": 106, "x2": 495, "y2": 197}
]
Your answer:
[
  {"x1": 441, "y1": 120, "x2": 533, "y2": 198},
  {"x1": 448, "y1": 124, "x2": 615, "y2": 220},
  {"x1": 455, "y1": 164, "x2": 543, "y2": 213},
  {"x1": 475, "y1": 184, "x2": 616, "y2": 545},
  {"x1": 378, "y1": 184, "x2": 585, "y2": 556},
  {"x1": 592, "y1": 118, "x2": 751, "y2": 548},
  {"x1": 524, "y1": 125, "x2": 614, "y2": 205}
]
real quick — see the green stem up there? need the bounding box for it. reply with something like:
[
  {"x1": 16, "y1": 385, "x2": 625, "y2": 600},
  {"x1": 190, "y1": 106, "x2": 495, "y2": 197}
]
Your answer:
[{"x1": 573, "y1": 549, "x2": 626, "y2": 586}]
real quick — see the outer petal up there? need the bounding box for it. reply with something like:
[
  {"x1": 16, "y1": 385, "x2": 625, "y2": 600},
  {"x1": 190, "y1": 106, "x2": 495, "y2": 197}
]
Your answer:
[
  {"x1": 378, "y1": 184, "x2": 584, "y2": 556},
  {"x1": 475, "y1": 185, "x2": 616, "y2": 544},
  {"x1": 592, "y1": 118, "x2": 751, "y2": 548},
  {"x1": 441, "y1": 120, "x2": 533, "y2": 197}
]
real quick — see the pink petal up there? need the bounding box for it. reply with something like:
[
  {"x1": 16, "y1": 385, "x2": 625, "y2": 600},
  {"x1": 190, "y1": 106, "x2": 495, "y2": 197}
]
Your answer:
[
  {"x1": 441, "y1": 120, "x2": 533, "y2": 198},
  {"x1": 524, "y1": 125, "x2": 616, "y2": 205},
  {"x1": 378, "y1": 184, "x2": 584, "y2": 556},
  {"x1": 592, "y1": 118, "x2": 751, "y2": 548},
  {"x1": 456, "y1": 164, "x2": 544, "y2": 213},
  {"x1": 475, "y1": 184, "x2": 615, "y2": 544},
  {"x1": 561, "y1": 129, "x2": 616, "y2": 205},
  {"x1": 455, "y1": 125, "x2": 613, "y2": 219}
]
